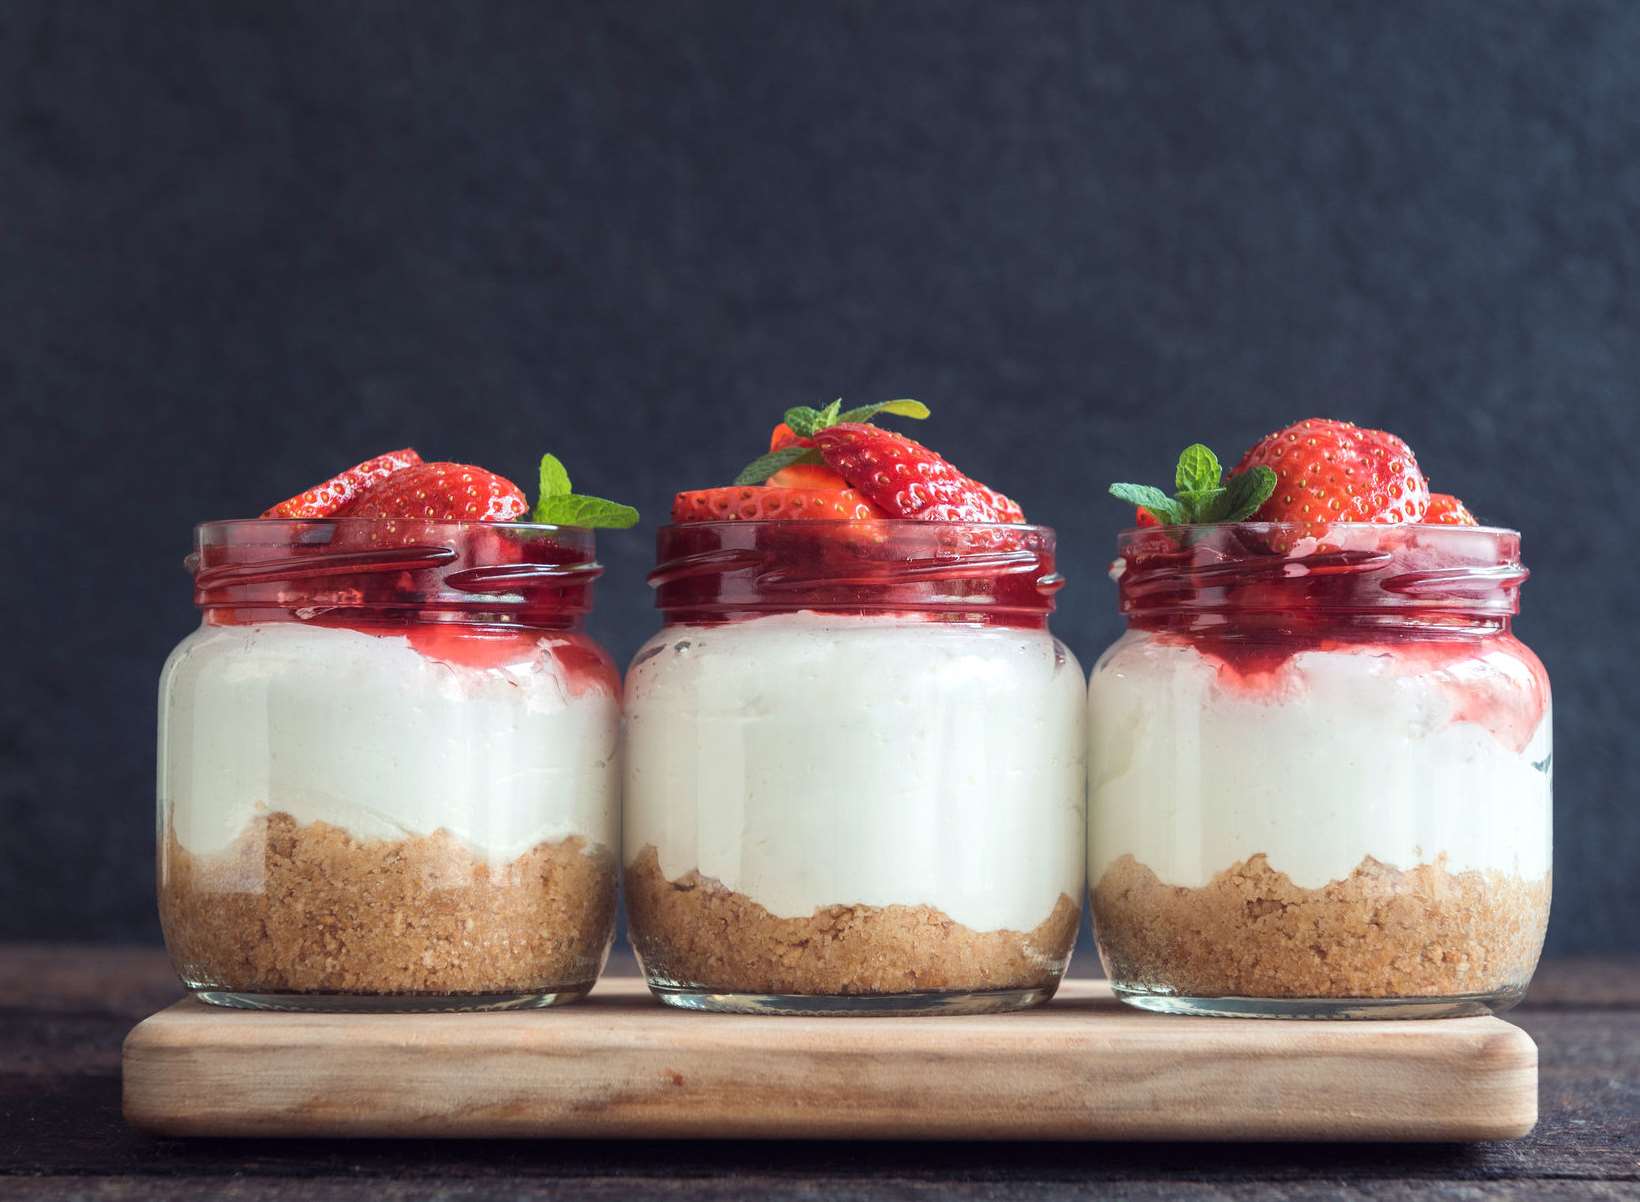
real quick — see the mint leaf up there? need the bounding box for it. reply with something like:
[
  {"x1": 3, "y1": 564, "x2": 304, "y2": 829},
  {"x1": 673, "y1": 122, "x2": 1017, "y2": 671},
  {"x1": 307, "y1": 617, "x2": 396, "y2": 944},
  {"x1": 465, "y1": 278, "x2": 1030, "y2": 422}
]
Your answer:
[
  {"x1": 783, "y1": 406, "x2": 825, "y2": 437},
  {"x1": 537, "y1": 453, "x2": 573, "y2": 500},
  {"x1": 1175, "y1": 444, "x2": 1221, "y2": 496},
  {"x1": 781, "y1": 397, "x2": 928, "y2": 437},
  {"x1": 737, "y1": 399, "x2": 929, "y2": 488},
  {"x1": 1109, "y1": 483, "x2": 1188, "y2": 525},
  {"x1": 836, "y1": 399, "x2": 929, "y2": 425},
  {"x1": 1171, "y1": 444, "x2": 1227, "y2": 521},
  {"x1": 531, "y1": 452, "x2": 639, "y2": 528},
  {"x1": 1218, "y1": 466, "x2": 1277, "y2": 522},
  {"x1": 1180, "y1": 486, "x2": 1229, "y2": 523},
  {"x1": 534, "y1": 494, "x2": 640, "y2": 530},
  {"x1": 1110, "y1": 441, "x2": 1275, "y2": 526},
  {"x1": 734, "y1": 445, "x2": 822, "y2": 485}
]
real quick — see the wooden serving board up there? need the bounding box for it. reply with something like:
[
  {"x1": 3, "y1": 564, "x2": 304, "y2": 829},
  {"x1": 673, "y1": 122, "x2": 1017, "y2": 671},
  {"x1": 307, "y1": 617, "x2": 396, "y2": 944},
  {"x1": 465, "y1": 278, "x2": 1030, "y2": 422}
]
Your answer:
[{"x1": 122, "y1": 977, "x2": 1537, "y2": 1142}]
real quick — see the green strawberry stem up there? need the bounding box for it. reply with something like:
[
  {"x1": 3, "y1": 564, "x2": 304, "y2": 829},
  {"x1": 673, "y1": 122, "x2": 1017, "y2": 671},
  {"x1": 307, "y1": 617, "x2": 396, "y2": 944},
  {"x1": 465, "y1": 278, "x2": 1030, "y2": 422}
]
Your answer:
[{"x1": 1109, "y1": 443, "x2": 1276, "y2": 526}]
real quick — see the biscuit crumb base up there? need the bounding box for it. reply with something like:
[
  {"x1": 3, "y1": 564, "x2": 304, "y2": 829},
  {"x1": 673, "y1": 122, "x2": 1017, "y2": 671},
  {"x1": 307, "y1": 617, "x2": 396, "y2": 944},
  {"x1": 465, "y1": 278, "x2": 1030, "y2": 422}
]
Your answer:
[
  {"x1": 1092, "y1": 853, "x2": 1549, "y2": 999},
  {"x1": 624, "y1": 844, "x2": 1080, "y2": 996},
  {"x1": 161, "y1": 812, "x2": 616, "y2": 997}
]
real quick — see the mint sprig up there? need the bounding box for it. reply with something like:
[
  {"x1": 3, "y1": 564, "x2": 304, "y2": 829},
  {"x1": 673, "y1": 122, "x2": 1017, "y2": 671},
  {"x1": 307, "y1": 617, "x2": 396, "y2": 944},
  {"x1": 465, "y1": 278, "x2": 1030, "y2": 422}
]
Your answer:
[
  {"x1": 1109, "y1": 443, "x2": 1276, "y2": 526},
  {"x1": 834, "y1": 398, "x2": 928, "y2": 426},
  {"x1": 1216, "y1": 464, "x2": 1278, "y2": 522},
  {"x1": 734, "y1": 445, "x2": 818, "y2": 486},
  {"x1": 780, "y1": 397, "x2": 928, "y2": 438},
  {"x1": 736, "y1": 398, "x2": 928, "y2": 484},
  {"x1": 782, "y1": 399, "x2": 842, "y2": 437},
  {"x1": 531, "y1": 453, "x2": 640, "y2": 529}
]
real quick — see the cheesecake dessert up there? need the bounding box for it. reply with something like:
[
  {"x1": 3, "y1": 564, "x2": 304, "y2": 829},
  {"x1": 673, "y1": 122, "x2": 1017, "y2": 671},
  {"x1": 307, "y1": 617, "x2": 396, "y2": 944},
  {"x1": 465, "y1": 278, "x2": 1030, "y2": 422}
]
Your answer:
[
  {"x1": 1091, "y1": 421, "x2": 1551, "y2": 1017},
  {"x1": 158, "y1": 449, "x2": 637, "y2": 1010},
  {"x1": 624, "y1": 401, "x2": 1086, "y2": 1013}
]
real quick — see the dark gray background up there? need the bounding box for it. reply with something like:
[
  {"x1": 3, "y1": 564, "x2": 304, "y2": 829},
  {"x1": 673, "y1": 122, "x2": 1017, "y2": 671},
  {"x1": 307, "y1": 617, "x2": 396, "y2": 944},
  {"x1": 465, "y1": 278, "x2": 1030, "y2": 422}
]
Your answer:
[{"x1": 3, "y1": 1, "x2": 1635, "y2": 953}]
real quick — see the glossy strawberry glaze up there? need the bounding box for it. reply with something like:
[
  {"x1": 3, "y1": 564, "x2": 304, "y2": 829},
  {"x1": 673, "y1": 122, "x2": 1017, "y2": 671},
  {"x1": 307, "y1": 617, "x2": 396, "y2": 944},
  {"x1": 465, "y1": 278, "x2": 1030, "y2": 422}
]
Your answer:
[
  {"x1": 651, "y1": 520, "x2": 1063, "y2": 627},
  {"x1": 1114, "y1": 523, "x2": 1545, "y2": 752},
  {"x1": 1138, "y1": 630, "x2": 1547, "y2": 755},
  {"x1": 200, "y1": 612, "x2": 616, "y2": 695},
  {"x1": 191, "y1": 519, "x2": 614, "y2": 694}
]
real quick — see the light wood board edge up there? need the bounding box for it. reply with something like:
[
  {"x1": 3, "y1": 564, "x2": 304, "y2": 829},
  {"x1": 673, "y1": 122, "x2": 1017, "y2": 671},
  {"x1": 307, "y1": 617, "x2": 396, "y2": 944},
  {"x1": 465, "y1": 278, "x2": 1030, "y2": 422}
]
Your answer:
[{"x1": 122, "y1": 979, "x2": 1538, "y2": 1143}]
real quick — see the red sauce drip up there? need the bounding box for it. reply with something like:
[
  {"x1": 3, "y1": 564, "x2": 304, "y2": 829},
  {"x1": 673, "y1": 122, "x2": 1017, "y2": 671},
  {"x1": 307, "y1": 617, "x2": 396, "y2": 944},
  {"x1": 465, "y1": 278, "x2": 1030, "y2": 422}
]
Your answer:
[
  {"x1": 1140, "y1": 629, "x2": 1549, "y2": 754},
  {"x1": 404, "y1": 624, "x2": 619, "y2": 698},
  {"x1": 1113, "y1": 524, "x2": 1545, "y2": 752},
  {"x1": 1438, "y1": 635, "x2": 1550, "y2": 755},
  {"x1": 190, "y1": 519, "x2": 615, "y2": 694},
  {"x1": 202, "y1": 611, "x2": 617, "y2": 697},
  {"x1": 400, "y1": 622, "x2": 551, "y2": 671},
  {"x1": 538, "y1": 634, "x2": 621, "y2": 699}
]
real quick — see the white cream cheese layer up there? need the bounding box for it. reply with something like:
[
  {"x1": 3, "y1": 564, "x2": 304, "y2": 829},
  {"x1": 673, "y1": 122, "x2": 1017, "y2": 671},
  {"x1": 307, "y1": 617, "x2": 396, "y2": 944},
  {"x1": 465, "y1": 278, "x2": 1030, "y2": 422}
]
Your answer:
[
  {"x1": 623, "y1": 612, "x2": 1087, "y2": 933},
  {"x1": 160, "y1": 622, "x2": 619, "y2": 862},
  {"x1": 1088, "y1": 631, "x2": 1552, "y2": 890}
]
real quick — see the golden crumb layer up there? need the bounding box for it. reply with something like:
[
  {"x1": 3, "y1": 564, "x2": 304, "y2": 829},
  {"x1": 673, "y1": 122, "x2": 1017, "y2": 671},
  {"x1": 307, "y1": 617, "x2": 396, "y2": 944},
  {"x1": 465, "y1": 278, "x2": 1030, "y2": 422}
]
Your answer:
[
  {"x1": 624, "y1": 844, "x2": 1080, "y2": 996},
  {"x1": 160, "y1": 812, "x2": 616, "y2": 997},
  {"x1": 1092, "y1": 853, "x2": 1550, "y2": 999}
]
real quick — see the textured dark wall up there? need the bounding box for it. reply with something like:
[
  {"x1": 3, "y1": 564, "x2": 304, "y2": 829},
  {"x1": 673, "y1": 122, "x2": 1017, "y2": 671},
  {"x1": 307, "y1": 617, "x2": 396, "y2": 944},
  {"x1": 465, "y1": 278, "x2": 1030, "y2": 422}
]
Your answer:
[{"x1": 3, "y1": 1, "x2": 1636, "y2": 952}]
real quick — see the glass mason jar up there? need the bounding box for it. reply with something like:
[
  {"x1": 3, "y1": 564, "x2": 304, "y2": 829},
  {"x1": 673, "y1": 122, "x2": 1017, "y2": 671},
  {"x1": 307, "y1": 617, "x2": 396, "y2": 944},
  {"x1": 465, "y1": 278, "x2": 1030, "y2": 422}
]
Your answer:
[
  {"x1": 623, "y1": 520, "x2": 1087, "y2": 1015},
  {"x1": 157, "y1": 519, "x2": 621, "y2": 1011},
  {"x1": 1088, "y1": 523, "x2": 1551, "y2": 1019}
]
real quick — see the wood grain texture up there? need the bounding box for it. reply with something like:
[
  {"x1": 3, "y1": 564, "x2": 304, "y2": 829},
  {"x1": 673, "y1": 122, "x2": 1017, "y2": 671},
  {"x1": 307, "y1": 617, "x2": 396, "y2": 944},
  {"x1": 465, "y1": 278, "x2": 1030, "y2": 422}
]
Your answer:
[
  {"x1": 120, "y1": 977, "x2": 1537, "y2": 1143},
  {"x1": 6, "y1": 947, "x2": 1637, "y2": 1200}
]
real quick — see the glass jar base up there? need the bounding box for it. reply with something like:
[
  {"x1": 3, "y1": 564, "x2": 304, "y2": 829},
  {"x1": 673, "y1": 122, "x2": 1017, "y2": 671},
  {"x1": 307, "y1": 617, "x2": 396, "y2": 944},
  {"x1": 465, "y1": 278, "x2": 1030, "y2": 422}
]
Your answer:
[
  {"x1": 191, "y1": 987, "x2": 592, "y2": 1013},
  {"x1": 1112, "y1": 984, "x2": 1527, "y2": 1020},
  {"x1": 646, "y1": 983, "x2": 1056, "y2": 1016}
]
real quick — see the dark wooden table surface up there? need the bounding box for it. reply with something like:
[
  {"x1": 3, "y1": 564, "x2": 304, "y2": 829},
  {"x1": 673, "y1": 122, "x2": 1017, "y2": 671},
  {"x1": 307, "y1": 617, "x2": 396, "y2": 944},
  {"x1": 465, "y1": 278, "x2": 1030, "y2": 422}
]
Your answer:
[{"x1": 2, "y1": 945, "x2": 1636, "y2": 1200}]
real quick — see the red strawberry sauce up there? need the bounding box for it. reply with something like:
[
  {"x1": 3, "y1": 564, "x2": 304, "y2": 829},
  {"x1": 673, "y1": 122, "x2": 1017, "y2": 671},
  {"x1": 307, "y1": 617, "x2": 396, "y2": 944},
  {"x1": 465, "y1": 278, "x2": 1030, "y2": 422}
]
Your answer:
[
  {"x1": 190, "y1": 519, "x2": 616, "y2": 696},
  {"x1": 1112, "y1": 523, "x2": 1547, "y2": 753},
  {"x1": 649, "y1": 520, "x2": 1064, "y2": 628}
]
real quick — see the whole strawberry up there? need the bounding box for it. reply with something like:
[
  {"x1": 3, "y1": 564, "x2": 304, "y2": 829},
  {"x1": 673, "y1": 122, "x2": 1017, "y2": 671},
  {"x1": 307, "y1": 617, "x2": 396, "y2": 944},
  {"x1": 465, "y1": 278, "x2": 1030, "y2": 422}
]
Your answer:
[{"x1": 1235, "y1": 418, "x2": 1429, "y2": 536}]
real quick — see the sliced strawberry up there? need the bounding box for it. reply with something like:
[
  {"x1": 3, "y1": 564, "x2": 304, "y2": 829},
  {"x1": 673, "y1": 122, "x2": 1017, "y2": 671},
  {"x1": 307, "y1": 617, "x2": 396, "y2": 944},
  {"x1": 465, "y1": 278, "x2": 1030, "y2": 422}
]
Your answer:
[
  {"x1": 261, "y1": 448, "x2": 422, "y2": 518},
  {"x1": 810, "y1": 423, "x2": 1025, "y2": 523},
  {"x1": 672, "y1": 485, "x2": 885, "y2": 522},
  {"x1": 1423, "y1": 493, "x2": 1479, "y2": 525},
  {"x1": 348, "y1": 462, "x2": 528, "y2": 526},
  {"x1": 1234, "y1": 418, "x2": 1429, "y2": 538}
]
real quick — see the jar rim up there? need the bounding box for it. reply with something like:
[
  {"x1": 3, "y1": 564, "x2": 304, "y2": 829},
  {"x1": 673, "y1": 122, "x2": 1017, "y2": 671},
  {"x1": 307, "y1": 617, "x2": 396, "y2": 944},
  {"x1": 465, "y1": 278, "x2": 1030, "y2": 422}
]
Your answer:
[
  {"x1": 188, "y1": 518, "x2": 603, "y2": 624},
  {"x1": 195, "y1": 517, "x2": 601, "y2": 536},
  {"x1": 1112, "y1": 520, "x2": 1526, "y2": 629},
  {"x1": 1116, "y1": 520, "x2": 1521, "y2": 539},
  {"x1": 650, "y1": 519, "x2": 1064, "y2": 626},
  {"x1": 656, "y1": 519, "x2": 1057, "y2": 533}
]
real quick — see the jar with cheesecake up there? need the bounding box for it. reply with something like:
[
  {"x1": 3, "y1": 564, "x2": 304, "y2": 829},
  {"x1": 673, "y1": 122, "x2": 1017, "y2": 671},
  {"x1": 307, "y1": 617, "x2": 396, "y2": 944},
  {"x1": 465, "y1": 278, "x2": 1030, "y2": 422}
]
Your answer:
[{"x1": 1091, "y1": 422, "x2": 1551, "y2": 1018}]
